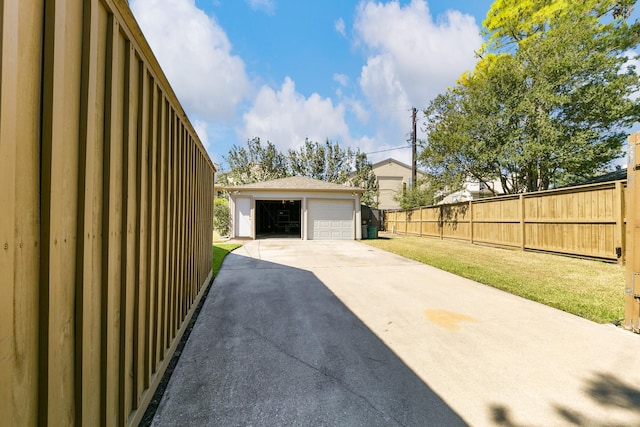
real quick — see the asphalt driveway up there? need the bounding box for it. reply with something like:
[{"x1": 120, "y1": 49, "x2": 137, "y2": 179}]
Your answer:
[{"x1": 151, "y1": 239, "x2": 640, "y2": 426}]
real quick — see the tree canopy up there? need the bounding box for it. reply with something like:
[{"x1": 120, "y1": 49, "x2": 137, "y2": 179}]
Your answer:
[
  {"x1": 218, "y1": 138, "x2": 380, "y2": 207},
  {"x1": 421, "y1": 0, "x2": 640, "y2": 194}
]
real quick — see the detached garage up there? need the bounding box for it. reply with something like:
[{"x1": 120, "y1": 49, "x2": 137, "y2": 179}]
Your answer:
[{"x1": 225, "y1": 176, "x2": 364, "y2": 240}]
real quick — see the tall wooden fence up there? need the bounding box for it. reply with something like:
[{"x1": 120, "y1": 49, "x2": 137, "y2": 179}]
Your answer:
[
  {"x1": 385, "y1": 181, "x2": 626, "y2": 262},
  {"x1": 0, "y1": 1, "x2": 215, "y2": 426},
  {"x1": 625, "y1": 132, "x2": 640, "y2": 331}
]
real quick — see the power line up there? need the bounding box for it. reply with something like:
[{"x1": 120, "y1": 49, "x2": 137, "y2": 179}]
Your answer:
[{"x1": 365, "y1": 145, "x2": 411, "y2": 155}]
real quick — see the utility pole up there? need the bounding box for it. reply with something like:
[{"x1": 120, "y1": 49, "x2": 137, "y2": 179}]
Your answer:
[{"x1": 411, "y1": 107, "x2": 417, "y2": 188}]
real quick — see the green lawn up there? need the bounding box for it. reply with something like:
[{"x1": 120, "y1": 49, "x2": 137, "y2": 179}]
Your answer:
[
  {"x1": 212, "y1": 243, "x2": 242, "y2": 277},
  {"x1": 362, "y1": 235, "x2": 625, "y2": 324}
]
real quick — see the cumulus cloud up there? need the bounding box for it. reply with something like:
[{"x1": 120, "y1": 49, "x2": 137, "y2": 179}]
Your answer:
[
  {"x1": 354, "y1": 0, "x2": 481, "y2": 122},
  {"x1": 335, "y1": 18, "x2": 346, "y2": 36},
  {"x1": 241, "y1": 77, "x2": 349, "y2": 151},
  {"x1": 246, "y1": 0, "x2": 275, "y2": 15},
  {"x1": 130, "y1": 0, "x2": 249, "y2": 121},
  {"x1": 333, "y1": 73, "x2": 349, "y2": 86}
]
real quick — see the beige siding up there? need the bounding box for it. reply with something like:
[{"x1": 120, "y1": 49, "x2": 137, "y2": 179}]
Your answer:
[
  {"x1": 0, "y1": 0, "x2": 215, "y2": 425},
  {"x1": 373, "y1": 159, "x2": 425, "y2": 210}
]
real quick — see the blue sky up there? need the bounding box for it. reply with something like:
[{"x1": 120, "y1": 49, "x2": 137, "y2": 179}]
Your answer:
[{"x1": 130, "y1": 0, "x2": 639, "y2": 171}]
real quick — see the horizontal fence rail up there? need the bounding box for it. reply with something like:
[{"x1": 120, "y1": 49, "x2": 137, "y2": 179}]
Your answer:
[
  {"x1": 0, "y1": 0, "x2": 215, "y2": 426},
  {"x1": 385, "y1": 181, "x2": 626, "y2": 262}
]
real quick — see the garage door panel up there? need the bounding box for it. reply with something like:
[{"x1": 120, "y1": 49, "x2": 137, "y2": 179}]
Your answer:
[{"x1": 308, "y1": 200, "x2": 354, "y2": 240}]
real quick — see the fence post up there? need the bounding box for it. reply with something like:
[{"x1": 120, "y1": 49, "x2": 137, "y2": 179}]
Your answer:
[
  {"x1": 469, "y1": 200, "x2": 473, "y2": 244},
  {"x1": 520, "y1": 194, "x2": 526, "y2": 251},
  {"x1": 405, "y1": 209, "x2": 408, "y2": 236},
  {"x1": 615, "y1": 180, "x2": 625, "y2": 265},
  {"x1": 439, "y1": 205, "x2": 443, "y2": 240},
  {"x1": 625, "y1": 132, "x2": 640, "y2": 332}
]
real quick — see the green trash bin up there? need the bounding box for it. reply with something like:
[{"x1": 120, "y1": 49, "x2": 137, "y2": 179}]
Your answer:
[{"x1": 367, "y1": 226, "x2": 378, "y2": 239}]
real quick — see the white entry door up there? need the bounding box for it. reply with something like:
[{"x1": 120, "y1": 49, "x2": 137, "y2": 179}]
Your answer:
[
  {"x1": 236, "y1": 198, "x2": 252, "y2": 237},
  {"x1": 308, "y1": 199, "x2": 354, "y2": 240}
]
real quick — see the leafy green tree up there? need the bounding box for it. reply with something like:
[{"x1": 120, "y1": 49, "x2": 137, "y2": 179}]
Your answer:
[
  {"x1": 219, "y1": 137, "x2": 379, "y2": 206},
  {"x1": 422, "y1": 0, "x2": 639, "y2": 194},
  {"x1": 213, "y1": 198, "x2": 230, "y2": 236},
  {"x1": 288, "y1": 139, "x2": 379, "y2": 207},
  {"x1": 392, "y1": 178, "x2": 436, "y2": 209},
  {"x1": 288, "y1": 139, "x2": 349, "y2": 182},
  {"x1": 348, "y1": 151, "x2": 380, "y2": 208},
  {"x1": 218, "y1": 137, "x2": 289, "y2": 185}
]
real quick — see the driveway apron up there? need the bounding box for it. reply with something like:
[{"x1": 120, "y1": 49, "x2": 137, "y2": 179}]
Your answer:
[{"x1": 151, "y1": 239, "x2": 640, "y2": 426}]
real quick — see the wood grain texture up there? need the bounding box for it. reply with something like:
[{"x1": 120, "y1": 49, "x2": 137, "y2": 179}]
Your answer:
[{"x1": 1, "y1": 0, "x2": 215, "y2": 424}]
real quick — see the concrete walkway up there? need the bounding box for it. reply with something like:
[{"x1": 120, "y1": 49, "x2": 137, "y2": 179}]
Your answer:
[{"x1": 151, "y1": 239, "x2": 640, "y2": 426}]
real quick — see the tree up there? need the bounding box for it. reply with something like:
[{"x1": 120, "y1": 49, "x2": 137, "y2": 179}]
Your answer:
[
  {"x1": 392, "y1": 178, "x2": 436, "y2": 209},
  {"x1": 218, "y1": 137, "x2": 289, "y2": 185},
  {"x1": 422, "y1": 0, "x2": 640, "y2": 194},
  {"x1": 288, "y1": 139, "x2": 380, "y2": 207},
  {"x1": 213, "y1": 198, "x2": 230, "y2": 237},
  {"x1": 348, "y1": 151, "x2": 380, "y2": 208},
  {"x1": 218, "y1": 137, "x2": 380, "y2": 206},
  {"x1": 288, "y1": 139, "x2": 349, "y2": 182}
]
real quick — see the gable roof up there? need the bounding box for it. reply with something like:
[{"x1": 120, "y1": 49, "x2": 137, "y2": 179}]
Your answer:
[
  {"x1": 371, "y1": 157, "x2": 426, "y2": 175},
  {"x1": 224, "y1": 176, "x2": 364, "y2": 193}
]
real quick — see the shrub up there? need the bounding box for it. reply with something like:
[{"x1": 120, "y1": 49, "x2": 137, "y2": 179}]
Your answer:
[{"x1": 213, "y1": 198, "x2": 230, "y2": 237}]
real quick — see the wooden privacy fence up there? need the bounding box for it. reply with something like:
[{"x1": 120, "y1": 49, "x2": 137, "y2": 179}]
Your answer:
[
  {"x1": 1, "y1": 1, "x2": 215, "y2": 426},
  {"x1": 385, "y1": 180, "x2": 626, "y2": 262},
  {"x1": 625, "y1": 132, "x2": 640, "y2": 331}
]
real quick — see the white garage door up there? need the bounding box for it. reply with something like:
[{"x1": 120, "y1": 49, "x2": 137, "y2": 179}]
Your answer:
[{"x1": 308, "y1": 199, "x2": 354, "y2": 240}]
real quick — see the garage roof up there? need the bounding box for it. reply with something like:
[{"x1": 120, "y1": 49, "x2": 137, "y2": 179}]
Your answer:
[{"x1": 224, "y1": 176, "x2": 364, "y2": 193}]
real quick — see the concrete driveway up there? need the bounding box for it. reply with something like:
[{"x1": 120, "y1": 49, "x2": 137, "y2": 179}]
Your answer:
[{"x1": 151, "y1": 239, "x2": 640, "y2": 426}]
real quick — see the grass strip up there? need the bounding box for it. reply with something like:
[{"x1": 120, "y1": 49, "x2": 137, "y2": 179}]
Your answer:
[
  {"x1": 213, "y1": 243, "x2": 242, "y2": 277},
  {"x1": 363, "y1": 235, "x2": 625, "y2": 324}
]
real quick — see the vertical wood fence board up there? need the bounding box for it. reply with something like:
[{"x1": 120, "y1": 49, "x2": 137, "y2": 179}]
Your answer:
[
  {"x1": 135, "y1": 58, "x2": 150, "y2": 402},
  {"x1": 166, "y1": 118, "x2": 175, "y2": 339},
  {"x1": 41, "y1": 0, "x2": 84, "y2": 423},
  {"x1": 148, "y1": 81, "x2": 159, "y2": 376},
  {"x1": 102, "y1": 16, "x2": 126, "y2": 426},
  {"x1": 0, "y1": 0, "x2": 43, "y2": 424},
  {"x1": 76, "y1": 1, "x2": 108, "y2": 424},
  {"x1": 120, "y1": 40, "x2": 138, "y2": 424},
  {"x1": 157, "y1": 98, "x2": 171, "y2": 364}
]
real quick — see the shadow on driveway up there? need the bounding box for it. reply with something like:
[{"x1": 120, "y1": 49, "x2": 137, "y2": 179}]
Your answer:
[{"x1": 150, "y1": 251, "x2": 467, "y2": 426}]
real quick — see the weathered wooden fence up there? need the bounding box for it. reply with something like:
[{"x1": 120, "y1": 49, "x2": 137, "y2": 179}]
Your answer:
[
  {"x1": 0, "y1": 1, "x2": 215, "y2": 426},
  {"x1": 386, "y1": 180, "x2": 626, "y2": 262}
]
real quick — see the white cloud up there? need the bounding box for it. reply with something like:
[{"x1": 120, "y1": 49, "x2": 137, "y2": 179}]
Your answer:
[
  {"x1": 241, "y1": 77, "x2": 349, "y2": 151},
  {"x1": 354, "y1": 0, "x2": 481, "y2": 125},
  {"x1": 333, "y1": 73, "x2": 349, "y2": 86},
  {"x1": 246, "y1": 0, "x2": 275, "y2": 14},
  {"x1": 130, "y1": 0, "x2": 249, "y2": 121},
  {"x1": 335, "y1": 18, "x2": 346, "y2": 36},
  {"x1": 346, "y1": 98, "x2": 370, "y2": 123},
  {"x1": 192, "y1": 119, "x2": 210, "y2": 150}
]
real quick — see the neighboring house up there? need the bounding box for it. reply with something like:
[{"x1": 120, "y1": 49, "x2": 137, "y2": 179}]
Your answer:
[
  {"x1": 225, "y1": 176, "x2": 365, "y2": 240},
  {"x1": 437, "y1": 177, "x2": 505, "y2": 205},
  {"x1": 567, "y1": 168, "x2": 628, "y2": 186},
  {"x1": 437, "y1": 168, "x2": 629, "y2": 205},
  {"x1": 371, "y1": 158, "x2": 426, "y2": 210}
]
